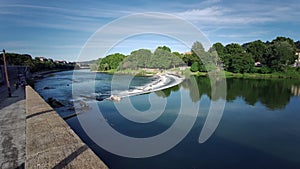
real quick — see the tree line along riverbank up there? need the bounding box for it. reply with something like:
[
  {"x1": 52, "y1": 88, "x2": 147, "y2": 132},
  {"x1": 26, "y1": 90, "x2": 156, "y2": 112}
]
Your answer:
[
  {"x1": 0, "y1": 53, "x2": 77, "y2": 88},
  {"x1": 90, "y1": 36, "x2": 300, "y2": 79}
]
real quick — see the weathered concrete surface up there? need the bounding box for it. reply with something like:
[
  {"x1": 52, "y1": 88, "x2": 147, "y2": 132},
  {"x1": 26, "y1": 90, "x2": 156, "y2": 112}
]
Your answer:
[
  {"x1": 26, "y1": 86, "x2": 108, "y2": 169},
  {"x1": 0, "y1": 86, "x2": 26, "y2": 169}
]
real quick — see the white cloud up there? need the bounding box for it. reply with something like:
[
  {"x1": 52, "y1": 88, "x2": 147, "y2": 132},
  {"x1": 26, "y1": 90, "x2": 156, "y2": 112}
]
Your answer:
[
  {"x1": 216, "y1": 31, "x2": 269, "y2": 39},
  {"x1": 175, "y1": 1, "x2": 300, "y2": 26},
  {"x1": 0, "y1": 3, "x2": 131, "y2": 32},
  {"x1": 176, "y1": 6, "x2": 274, "y2": 25}
]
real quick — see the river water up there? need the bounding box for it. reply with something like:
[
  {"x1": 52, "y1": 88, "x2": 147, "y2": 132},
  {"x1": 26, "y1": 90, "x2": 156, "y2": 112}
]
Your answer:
[{"x1": 35, "y1": 69, "x2": 300, "y2": 169}]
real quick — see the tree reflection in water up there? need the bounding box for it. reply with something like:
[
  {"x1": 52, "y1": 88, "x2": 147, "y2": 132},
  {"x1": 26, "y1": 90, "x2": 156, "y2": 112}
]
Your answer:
[{"x1": 156, "y1": 76, "x2": 300, "y2": 110}]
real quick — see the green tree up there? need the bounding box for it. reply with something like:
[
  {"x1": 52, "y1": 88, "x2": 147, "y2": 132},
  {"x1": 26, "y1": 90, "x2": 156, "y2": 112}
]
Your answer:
[
  {"x1": 191, "y1": 41, "x2": 207, "y2": 71},
  {"x1": 267, "y1": 41, "x2": 296, "y2": 71},
  {"x1": 227, "y1": 53, "x2": 255, "y2": 73},
  {"x1": 221, "y1": 43, "x2": 244, "y2": 71},
  {"x1": 190, "y1": 62, "x2": 199, "y2": 72},
  {"x1": 98, "y1": 53, "x2": 126, "y2": 71},
  {"x1": 157, "y1": 46, "x2": 171, "y2": 52},
  {"x1": 209, "y1": 42, "x2": 225, "y2": 57},
  {"x1": 295, "y1": 41, "x2": 300, "y2": 49},
  {"x1": 225, "y1": 43, "x2": 244, "y2": 55},
  {"x1": 182, "y1": 53, "x2": 194, "y2": 66},
  {"x1": 242, "y1": 40, "x2": 267, "y2": 63},
  {"x1": 172, "y1": 52, "x2": 185, "y2": 67},
  {"x1": 272, "y1": 36, "x2": 296, "y2": 50},
  {"x1": 151, "y1": 48, "x2": 172, "y2": 69},
  {"x1": 172, "y1": 52, "x2": 183, "y2": 59},
  {"x1": 222, "y1": 43, "x2": 255, "y2": 73},
  {"x1": 208, "y1": 43, "x2": 225, "y2": 69},
  {"x1": 0, "y1": 53, "x2": 33, "y2": 66},
  {"x1": 191, "y1": 41, "x2": 206, "y2": 58},
  {"x1": 130, "y1": 49, "x2": 152, "y2": 68}
]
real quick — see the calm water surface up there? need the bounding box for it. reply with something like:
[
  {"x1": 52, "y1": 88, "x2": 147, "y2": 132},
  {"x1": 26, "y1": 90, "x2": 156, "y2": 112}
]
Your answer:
[{"x1": 35, "y1": 70, "x2": 300, "y2": 169}]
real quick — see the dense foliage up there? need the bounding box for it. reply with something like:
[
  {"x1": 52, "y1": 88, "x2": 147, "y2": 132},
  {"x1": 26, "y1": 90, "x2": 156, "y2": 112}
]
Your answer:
[
  {"x1": 93, "y1": 36, "x2": 299, "y2": 75},
  {"x1": 95, "y1": 46, "x2": 185, "y2": 71},
  {"x1": 208, "y1": 36, "x2": 298, "y2": 74},
  {"x1": 96, "y1": 53, "x2": 126, "y2": 71},
  {"x1": 0, "y1": 53, "x2": 75, "y2": 72}
]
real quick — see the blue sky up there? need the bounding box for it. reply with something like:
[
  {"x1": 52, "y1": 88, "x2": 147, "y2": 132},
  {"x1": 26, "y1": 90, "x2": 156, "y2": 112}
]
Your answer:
[{"x1": 0, "y1": 0, "x2": 299, "y2": 61}]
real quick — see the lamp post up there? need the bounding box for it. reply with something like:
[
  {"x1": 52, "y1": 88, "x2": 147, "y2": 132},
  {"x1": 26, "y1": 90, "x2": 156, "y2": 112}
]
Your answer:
[{"x1": 2, "y1": 49, "x2": 11, "y2": 97}]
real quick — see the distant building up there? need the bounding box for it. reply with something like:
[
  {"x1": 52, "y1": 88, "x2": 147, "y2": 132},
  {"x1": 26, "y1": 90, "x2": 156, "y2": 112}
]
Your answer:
[
  {"x1": 255, "y1": 62, "x2": 262, "y2": 67},
  {"x1": 38, "y1": 57, "x2": 48, "y2": 62},
  {"x1": 54, "y1": 60, "x2": 67, "y2": 64},
  {"x1": 75, "y1": 63, "x2": 90, "y2": 69},
  {"x1": 184, "y1": 51, "x2": 192, "y2": 55}
]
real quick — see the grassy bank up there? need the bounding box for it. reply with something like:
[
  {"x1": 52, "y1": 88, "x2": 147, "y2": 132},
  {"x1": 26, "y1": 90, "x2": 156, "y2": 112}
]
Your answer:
[
  {"x1": 225, "y1": 72, "x2": 300, "y2": 79},
  {"x1": 192, "y1": 70, "x2": 300, "y2": 79},
  {"x1": 92, "y1": 68, "x2": 185, "y2": 77},
  {"x1": 92, "y1": 67, "x2": 300, "y2": 79},
  {"x1": 92, "y1": 69, "x2": 158, "y2": 76}
]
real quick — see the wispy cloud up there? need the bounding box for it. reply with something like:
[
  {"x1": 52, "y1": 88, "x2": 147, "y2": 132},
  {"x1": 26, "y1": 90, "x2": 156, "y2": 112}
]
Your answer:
[
  {"x1": 0, "y1": 3, "x2": 128, "y2": 18},
  {"x1": 176, "y1": 0, "x2": 300, "y2": 26},
  {"x1": 0, "y1": 41, "x2": 34, "y2": 48},
  {"x1": 216, "y1": 31, "x2": 269, "y2": 39},
  {"x1": 0, "y1": 3, "x2": 131, "y2": 32},
  {"x1": 176, "y1": 6, "x2": 274, "y2": 25}
]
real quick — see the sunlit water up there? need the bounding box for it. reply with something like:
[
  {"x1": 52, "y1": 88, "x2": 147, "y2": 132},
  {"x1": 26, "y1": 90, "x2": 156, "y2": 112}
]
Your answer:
[{"x1": 35, "y1": 70, "x2": 300, "y2": 169}]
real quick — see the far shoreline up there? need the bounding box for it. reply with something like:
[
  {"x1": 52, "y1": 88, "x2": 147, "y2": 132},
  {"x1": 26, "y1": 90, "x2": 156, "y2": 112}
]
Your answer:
[
  {"x1": 90, "y1": 69, "x2": 162, "y2": 77},
  {"x1": 90, "y1": 66, "x2": 300, "y2": 80},
  {"x1": 192, "y1": 71, "x2": 300, "y2": 79},
  {"x1": 27, "y1": 69, "x2": 73, "y2": 87}
]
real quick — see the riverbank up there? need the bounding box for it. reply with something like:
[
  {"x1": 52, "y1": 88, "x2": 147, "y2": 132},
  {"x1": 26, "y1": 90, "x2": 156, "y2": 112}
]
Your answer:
[
  {"x1": 91, "y1": 67, "x2": 187, "y2": 76},
  {"x1": 191, "y1": 70, "x2": 300, "y2": 79},
  {"x1": 91, "y1": 69, "x2": 159, "y2": 76},
  {"x1": 26, "y1": 69, "x2": 74, "y2": 87},
  {"x1": 31, "y1": 69, "x2": 71, "y2": 79}
]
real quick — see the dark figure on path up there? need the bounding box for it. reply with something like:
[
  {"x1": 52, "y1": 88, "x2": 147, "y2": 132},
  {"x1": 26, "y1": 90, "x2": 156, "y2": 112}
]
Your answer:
[
  {"x1": 14, "y1": 81, "x2": 19, "y2": 90},
  {"x1": 21, "y1": 81, "x2": 26, "y2": 99}
]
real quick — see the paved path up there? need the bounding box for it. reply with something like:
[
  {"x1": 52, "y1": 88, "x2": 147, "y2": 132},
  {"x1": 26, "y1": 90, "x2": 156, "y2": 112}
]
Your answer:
[
  {"x1": 26, "y1": 86, "x2": 108, "y2": 169},
  {"x1": 0, "y1": 87, "x2": 26, "y2": 169},
  {"x1": 0, "y1": 79, "x2": 18, "y2": 104}
]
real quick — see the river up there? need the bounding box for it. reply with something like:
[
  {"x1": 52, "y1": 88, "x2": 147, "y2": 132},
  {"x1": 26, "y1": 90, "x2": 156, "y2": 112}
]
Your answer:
[{"x1": 35, "y1": 69, "x2": 300, "y2": 169}]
